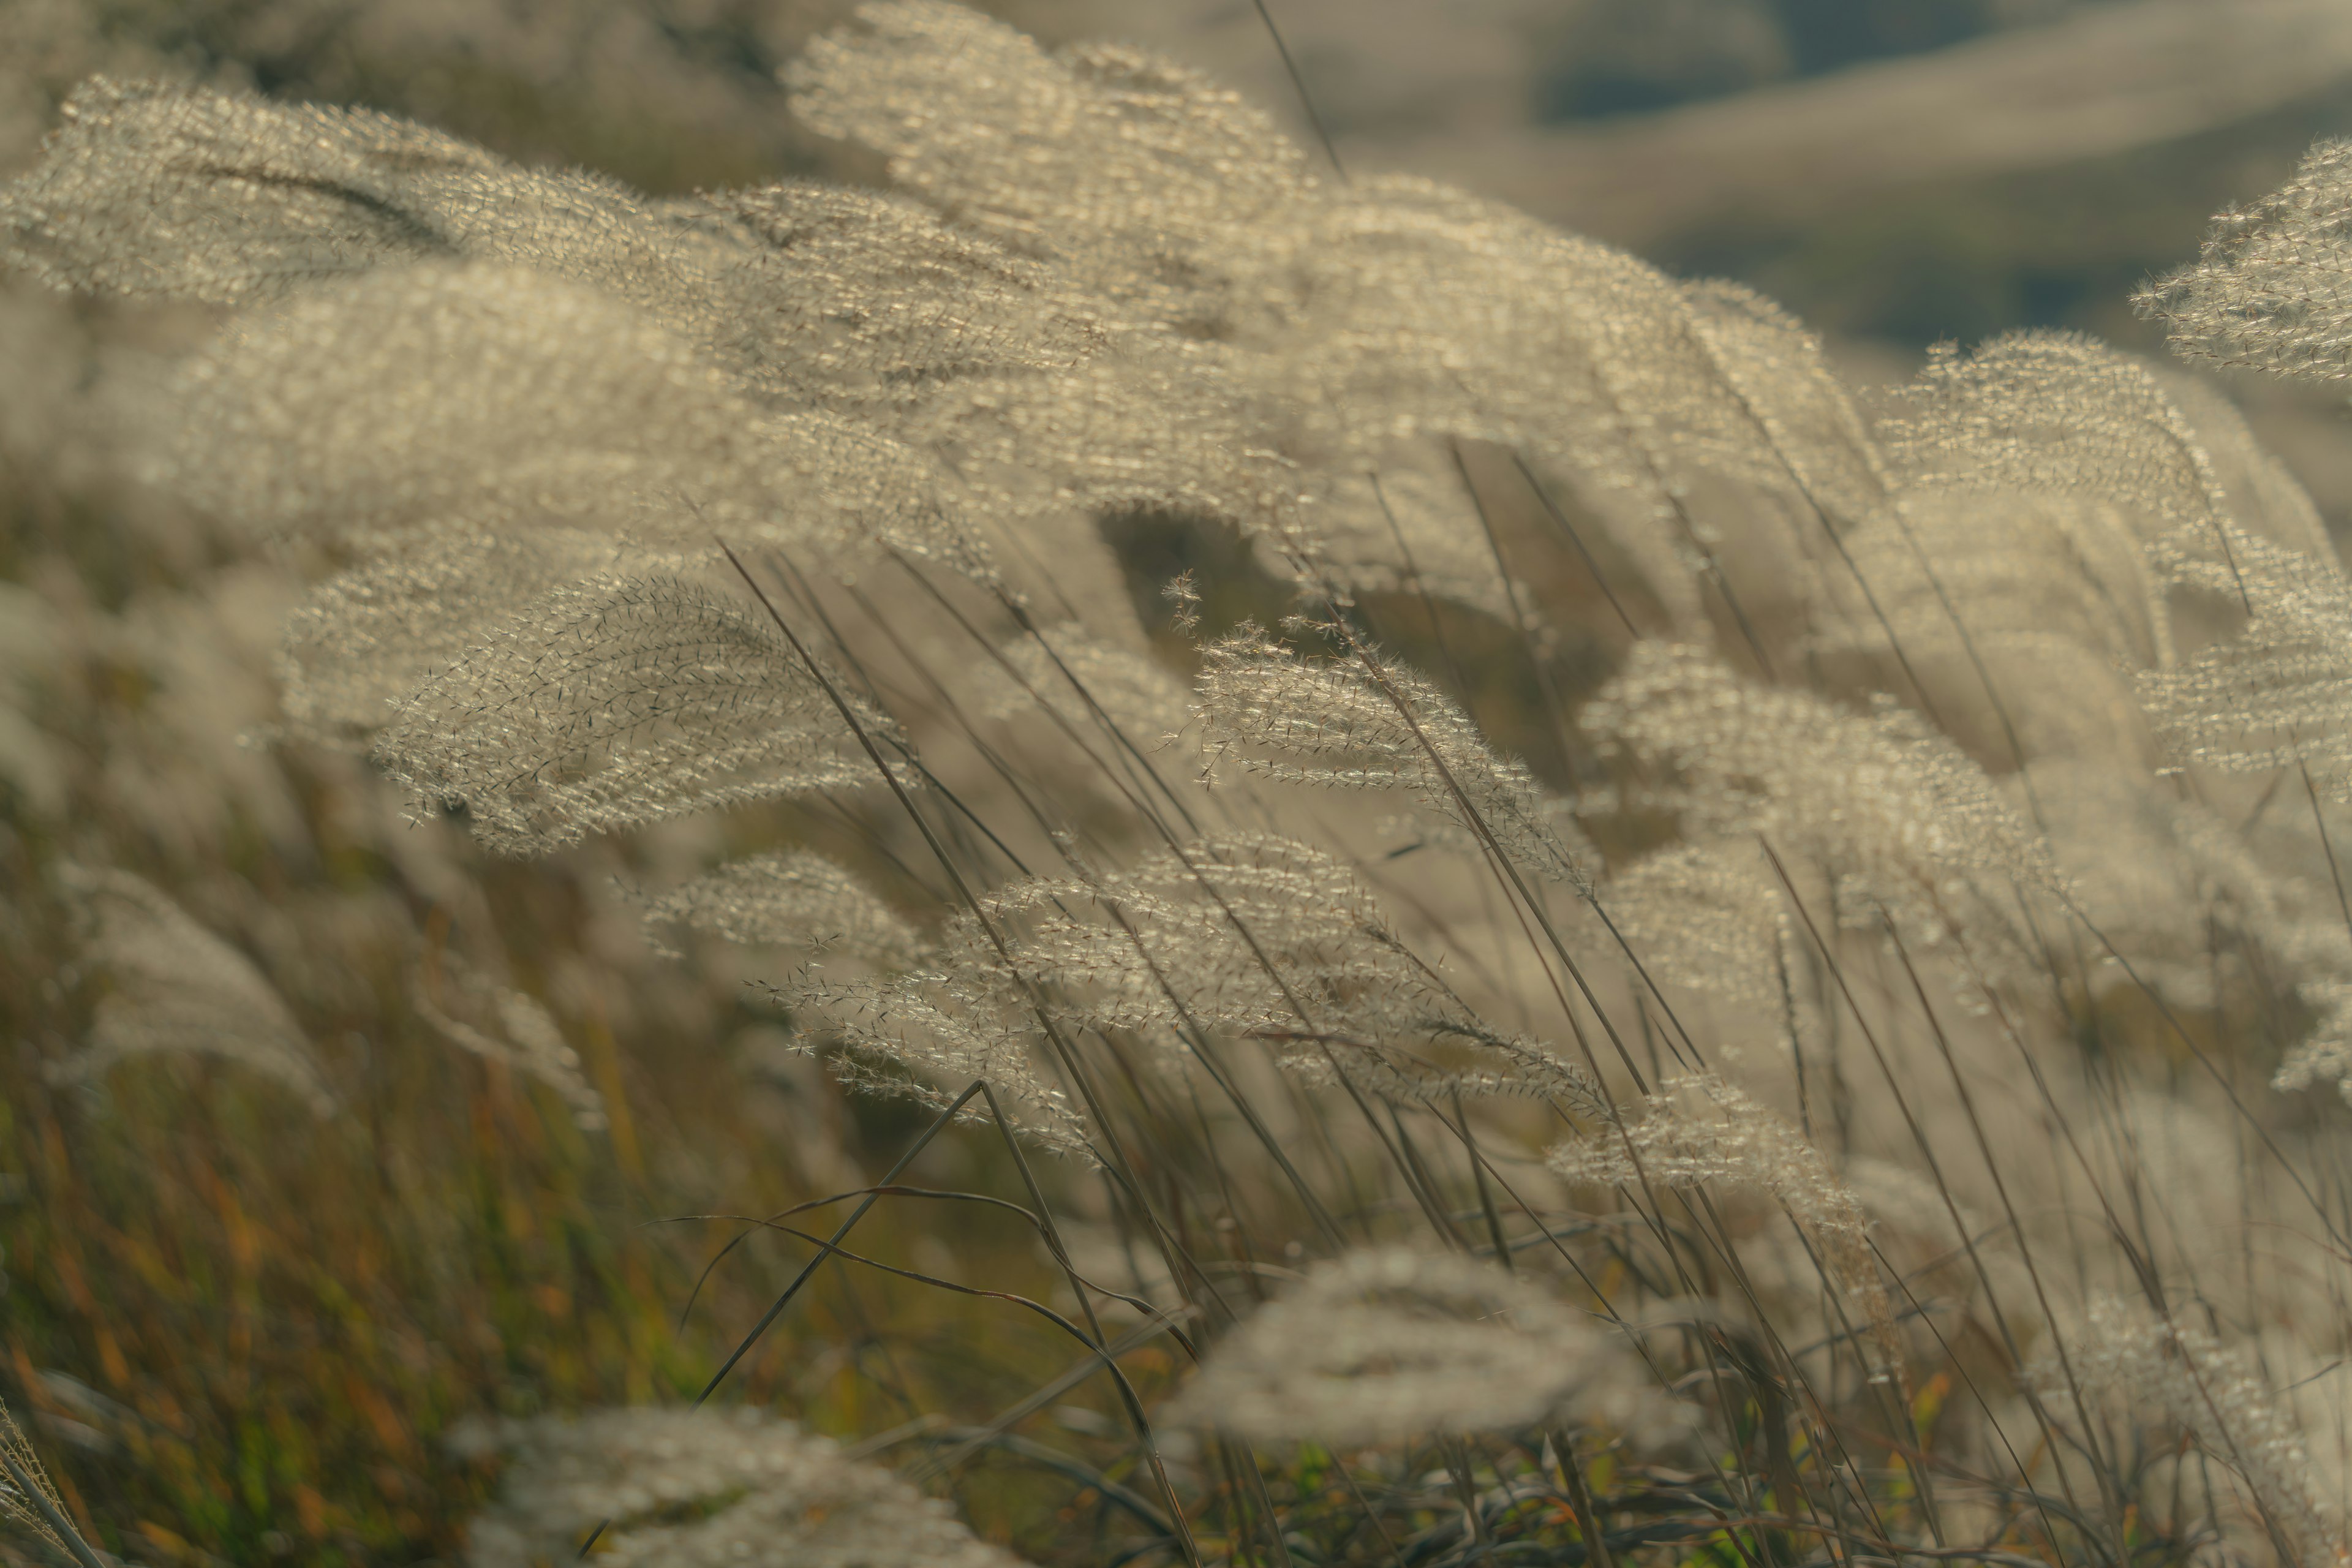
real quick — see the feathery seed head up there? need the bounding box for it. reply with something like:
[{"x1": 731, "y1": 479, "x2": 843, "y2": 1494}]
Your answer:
[
  {"x1": 151, "y1": 262, "x2": 997, "y2": 581},
  {"x1": 459, "y1": 1406, "x2": 1026, "y2": 1568},
  {"x1": 974, "y1": 625, "x2": 1194, "y2": 744},
  {"x1": 1194, "y1": 628, "x2": 1588, "y2": 888},
  {"x1": 2040, "y1": 1299, "x2": 2349, "y2": 1568},
  {"x1": 1161, "y1": 1248, "x2": 1644, "y2": 1444},
  {"x1": 0, "y1": 1401, "x2": 79, "y2": 1565},
  {"x1": 2136, "y1": 523, "x2": 2352, "y2": 801},
  {"x1": 1587, "y1": 642, "x2": 2065, "y2": 972},
  {"x1": 643, "y1": 851, "x2": 927, "y2": 968},
  {"x1": 1875, "y1": 332, "x2": 2236, "y2": 569},
  {"x1": 415, "y1": 954, "x2": 608, "y2": 1132},
  {"x1": 51, "y1": 864, "x2": 334, "y2": 1114},
  {"x1": 785, "y1": 0, "x2": 1314, "y2": 339},
  {"x1": 0, "y1": 76, "x2": 728, "y2": 325},
  {"x1": 274, "y1": 526, "x2": 641, "y2": 744},
  {"x1": 373, "y1": 572, "x2": 905, "y2": 856},
  {"x1": 2138, "y1": 137, "x2": 2352, "y2": 385}
]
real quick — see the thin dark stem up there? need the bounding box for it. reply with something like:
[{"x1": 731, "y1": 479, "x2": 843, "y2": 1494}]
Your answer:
[
  {"x1": 1247, "y1": 0, "x2": 1347, "y2": 183},
  {"x1": 0, "y1": 1443, "x2": 113, "y2": 1568}
]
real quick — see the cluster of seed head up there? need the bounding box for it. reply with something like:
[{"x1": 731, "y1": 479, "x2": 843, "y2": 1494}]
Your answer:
[
  {"x1": 2043, "y1": 1298, "x2": 2349, "y2": 1568},
  {"x1": 1588, "y1": 642, "x2": 2064, "y2": 973},
  {"x1": 50, "y1": 864, "x2": 333, "y2": 1115},
  {"x1": 1, "y1": 74, "x2": 1095, "y2": 426},
  {"x1": 780, "y1": 0, "x2": 1898, "y2": 628},
  {"x1": 786, "y1": 832, "x2": 1600, "y2": 1158},
  {"x1": 642, "y1": 850, "x2": 928, "y2": 968},
  {"x1": 1549, "y1": 1074, "x2": 1901, "y2": 1382},
  {"x1": 373, "y1": 573, "x2": 897, "y2": 856},
  {"x1": 457, "y1": 1407, "x2": 1025, "y2": 1568},
  {"x1": 153, "y1": 261, "x2": 997, "y2": 576},
  {"x1": 1194, "y1": 629, "x2": 1586, "y2": 887},
  {"x1": 1162, "y1": 1248, "x2": 1637, "y2": 1444},
  {"x1": 2136, "y1": 524, "x2": 2352, "y2": 801},
  {"x1": 0, "y1": 1, "x2": 1934, "y2": 854},
  {"x1": 1271, "y1": 189, "x2": 1885, "y2": 632},
  {"x1": 973, "y1": 834, "x2": 1600, "y2": 1107},
  {"x1": 413, "y1": 954, "x2": 608, "y2": 1131},
  {"x1": 2136, "y1": 137, "x2": 2352, "y2": 385}
]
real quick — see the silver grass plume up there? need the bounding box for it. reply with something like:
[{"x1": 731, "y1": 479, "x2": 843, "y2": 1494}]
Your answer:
[
  {"x1": 2137, "y1": 137, "x2": 2352, "y2": 385},
  {"x1": 794, "y1": 834, "x2": 1601, "y2": 1136},
  {"x1": 1873, "y1": 331, "x2": 2238, "y2": 565},
  {"x1": 0, "y1": 1399, "x2": 94, "y2": 1568},
  {"x1": 2039, "y1": 1298, "x2": 2350, "y2": 1568},
  {"x1": 2019, "y1": 760, "x2": 2309, "y2": 1009},
  {"x1": 1277, "y1": 185, "x2": 1885, "y2": 630},
  {"x1": 1549, "y1": 1073, "x2": 1902, "y2": 1384},
  {"x1": 456, "y1": 1406, "x2": 1026, "y2": 1568},
  {"x1": 1159, "y1": 1247, "x2": 1645, "y2": 1444},
  {"x1": 0, "y1": 76, "x2": 1120, "y2": 440},
  {"x1": 0, "y1": 76, "x2": 769, "y2": 363},
  {"x1": 784, "y1": 0, "x2": 1316, "y2": 340},
  {"x1": 643, "y1": 851, "x2": 927, "y2": 968},
  {"x1": 1824, "y1": 485, "x2": 2174, "y2": 675},
  {"x1": 892, "y1": 334, "x2": 1499, "y2": 618},
  {"x1": 2273, "y1": 982, "x2": 2352, "y2": 1108},
  {"x1": 1195, "y1": 628, "x2": 1587, "y2": 888},
  {"x1": 276, "y1": 526, "x2": 636, "y2": 744},
  {"x1": 413, "y1": 955, "x2": 609, "y2": 1132},
  {"x1": 1586, "y1": 642, "x2": 2065, "y2": 972},
  {"x1": 374, "y1": 572, "x2": 903, "y2": 856},
  {"x1": 2154, "y1": 368, "x2": 2338, "y2": 564},
  {"x1": 700, "y1": 181, "x2": 1109, "y2": 417},
  {"x1": 893, "y1": 342, "x2": 1322, "y2": 575},
  {"x1": 2135, "y1": 522, "x2": 2352, "y2": 800},
  {"x1": 1604, "y1": 841, "x2": 1815, "y2": 1061},
  {"x1": 51, "y1": 864, "x2": 334, "y2": 1114},
  {"x1": 2266, "y1": 913, "x2": 2352, "y2": 1102},
  {"x1": 153, "y1": 262, "x2": 995, "y2": 580},
  {"x1": 795, "y1": 976, "x2": 1094, "y2": 1161},
  {"x1": 785, "y1": 2, "x2": 1885, "y2": 629},
  {"x1": 971, "y1": 834, "x2": 1603, "y2": 1106},
  {"x1": 974, "y1": 625, "x2": 1194, "y2": 744},
  {"x1": 1814, "y1": 483, "x2": 2173, "y2": 766},
  {"x1": 1679, "y1": 278, "x2": 1890, "y2": 529},
  {"x1": 1319, "y1": 453, "x2": 1530, "y2": 627}
]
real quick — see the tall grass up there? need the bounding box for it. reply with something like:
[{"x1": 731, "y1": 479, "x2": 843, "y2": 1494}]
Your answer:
[{"x1": 2, "y1": 4, "x2": 2352, "y2": 1566}]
